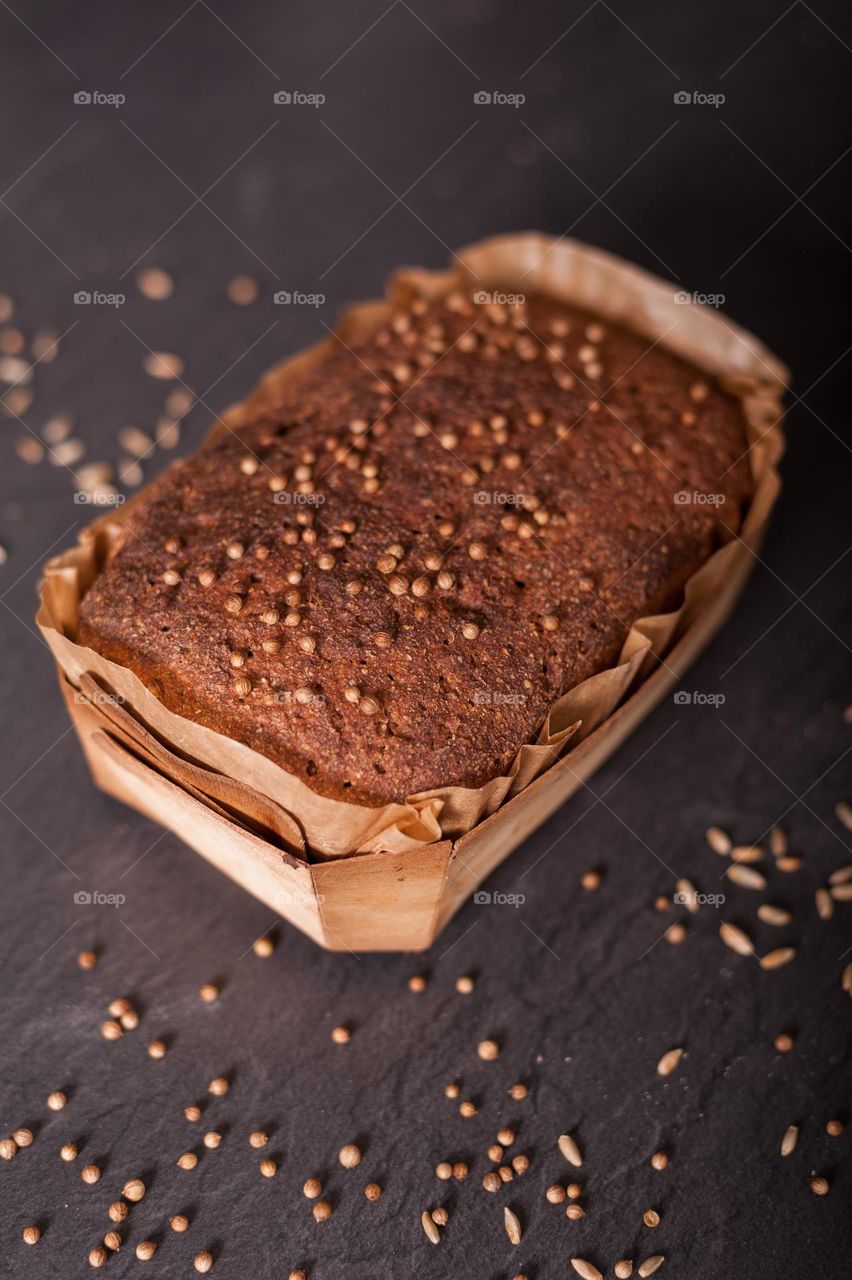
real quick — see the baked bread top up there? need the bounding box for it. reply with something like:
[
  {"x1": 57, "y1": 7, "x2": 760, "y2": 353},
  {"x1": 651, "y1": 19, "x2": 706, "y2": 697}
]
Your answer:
[{"x1": 78, "y1": 288, "x2": 753, "y2": 805}]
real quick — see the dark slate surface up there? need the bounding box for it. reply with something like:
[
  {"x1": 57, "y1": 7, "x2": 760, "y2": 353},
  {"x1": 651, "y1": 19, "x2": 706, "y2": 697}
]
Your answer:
[{"x1": 1, "y1": 2, "x2": 850, "y2": 1277}]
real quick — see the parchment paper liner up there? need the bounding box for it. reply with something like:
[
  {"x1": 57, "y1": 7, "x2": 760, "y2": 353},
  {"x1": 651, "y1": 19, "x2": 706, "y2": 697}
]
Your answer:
[{"x1": 37, "y1": 233, "x2": 786, "y2": 860}]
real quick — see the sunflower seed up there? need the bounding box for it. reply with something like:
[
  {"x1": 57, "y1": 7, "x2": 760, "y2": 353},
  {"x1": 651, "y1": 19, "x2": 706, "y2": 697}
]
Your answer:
[
  {"x1": 731, "y1": 845, "x2": 764, "y2": 864},
  {"x1": 759, "y1": 948, "x2": 796, "y2": 971},
  {"x1": 757, "y1": 904, "x2": 792, "y2": 927},
  {"x1": 835, "y1": 801, "x2": 852, "y2": 831},
  {"x1": 776, "y1": 856, "x2": 803, "y2": 872},
  {"x1": 43, "y1": 413, "x2": 74, "y2": 444},
  {"x1": 720, "y1": 922, "x2": 754, "y2": 956},
  {"x1": 727, "y1": 865, "x2": 766, "y2": 890},
  {"x1": 769, "y1": 826, "x2": 788, "y2": 857},
  {"x1": 118, "y1": 426, "x2": 154, "y2": 458},
  {"x1": 656, "y1": 1048, "x2": 683, "y2": 1077},
  {"x1": 48, "y1": 439, "x2": 85, "y2": 466},
  {"x1": 781, "y1": 1124, "x2": 798, "y2": 1156},
  {"x1": 816, "y1": 888, "x2": 834, "y2": 920},
  {"x1": 830, "y1": 884, "x2": 852, "y2": 902},
  {"x1": 570, "y1": 1261, "x2": 603, "y2": 1280},
  {"x1": 558, "y1": 1133, "x2": 583, "y2": 1167},
  {"x1": 828, "y1": 865, "x2": 852, "y2": 886},
  {"x1": 706, "y1": 826, "x2": 731, "y2": 855},
  {"x1": 421, "y1": 1211, "x2": 440, "y2": 1245},
  {"x1": 638, "y1": 1259, "x2": 665, "y2": 1278},
  {"x1": 503, "y1": 1206, "x2": 522, "y2": 1245}
]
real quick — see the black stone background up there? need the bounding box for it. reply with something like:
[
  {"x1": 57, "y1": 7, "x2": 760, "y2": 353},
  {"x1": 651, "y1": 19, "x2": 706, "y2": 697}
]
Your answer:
[{"x1": 1, "y1": 2, "x2": 851, "y2": 1277}]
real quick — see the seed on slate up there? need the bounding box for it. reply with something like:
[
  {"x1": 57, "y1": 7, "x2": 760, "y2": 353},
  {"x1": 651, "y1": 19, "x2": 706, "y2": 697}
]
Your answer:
[
  {"x1": 88, "y1": 1246, "x2": 108, "y2": 1268},
  {"x1": 567, "y1": 1183, "x2": 583, "y2": 1198},
  {"x1": 706, "y1": 826, "x2": 731, "y2": 855},
  {"x1": 147, "y1": 1040, "x2": 167, "y2": 1059},
  {"x1": 77, "y1": 950, "x2": 98, "y2": 970},
  {"x1": 777, "y1": 857, "x2": 803, "y2": 872},
  {"x1": 108, "y1": 1202, "x2": 128, "y2": 1222},
  {"x1": 365, "y1": 1182, "x2": 383, "y2": 1200},
  {"x1": 421, "y1": 1211, "x2": 440, "y2": 1244},
  {"x1": 170, "y1": 1215, "x2": 189, "y2": 1232},
  {"x1": 453, "y1": 1162, "x2": 468, "y2": 1181},
  {"x1": 558, "y1": 1133, "x2": 583, "y2": 1167},
  {"x1": 509, "y1": 1083, "x2": 528, "y2": 1100},
  {"x1": 770, "y1": 826, "x2": 788, "y2": 857},
  {"x1": 757, "y1": 905, "x2": 792, "y2": 926},
  {"x1": 831, "y1": 884, "x2": 852, "y2": 902},
  {"x1": 615, "y1": 1263, "x2": 634, "y2": 1279},
  {"x1": 483, "y1": 1171, "x2": 501, "y2": 1192},
  {"x1": 810, "y1": 1176, "x2": 830, "y2": 1196},
  {"x1": 727, "y1": 865, "x2": 766, "y2": 890},
  {"x1": 651, "y1": 1150, "x2": 668, "y2": 1170},
  {"x1": 208, "y1": 1077, "x2": 229, "y2": 1096},
  {"x1": 22, "y1": 1225, "x2": 40, "y2": 1245},
  {"x1": 566, "y1": 1203, "x2": 585, "y2": 1220},
  {"x1": 303, "y1": 1177, "x2": 322, "y2": 1198},
  {"x1": 720, "y1": 922, "x2": 754, "y2": 957},
  {"x1": 331, "y1": 1025, "x2": 350, "y2": 1044},
  {"x1": 638, "y1": 1259, "x2": 665, "y2": 1278},
  {"x1": 436, "y1": 1162, "x2": 452, "y2": 1180},
  {"x1": 47, "y1": 1091, "x2": 66, "y2": 1112},
  {"x1": 432, "y1": 1207, "x2": 449, "y2": 1227},
  {"x1": 143, "y1": 351, "x2": 184, "y2": 380},
  {"x1": 339, "y1": 1143, "x2": 361, "y2": 1168},
  {"x1": 104, "y1": 1231, "x2": 121, "y2": 1251},
  {"x1": 478, "y1": 1039, "x2": 499, "y2": 1061},
  {"x1": 136, "y1": 1241, "x2": 157, "y2": 1260},
  {"x1": 826, "y1": 1119, "x2": 844, "y2": 1136},
  {"x1": 101, "y1": 1020, "x2": 123, "y2": 1041},
  {"x1": 81, "y1": 1164, "x2": 101, "y2": 1184},
  {"x1": 731, "y1": 845, "x2": 764, "y2": 864},
  {"x1": 120, "y1": 1009, "x2": 139, "y2": 1031},
  {"x1": 455, "y1": 975, "x2": 475, "y2": 994},
  {"x1": 581, "y1": 869, "x2": 601, "y2": 891},
  {"x1": 177, "y1": 1152, "x2": 198, "y2": 1170},
  {"x1": 843, "y1": 962, "x2": 852, "y2": 995},
  {"x1": 780, "y1": 1125, "x2": 798, "y2": 1156},
  {"x1": 107, "y1": 997, "x2": 131, "y2": 1018},
  {"x1": 498, "y1": 1166, "x2": 513, "y2": 1184},
  {"x1": 656, "y1": 1047, "x2": 683, "y2": 1076},
  {"x1": 665, "y1": 923, "x2": 687, "y2": 945},
  {"x1": 194, "y1": 1252, "x2": 214, "y2": 1273},
  {"x1": 497, "y1": 1128, "x2": 516, "y2": 1146},
  {"x1": 136, "y1": 268, "x2": 173, "y2": 300},
  {"x1": 504, "y1": 1206, "x2": 522, "y2": 1244},
  {"x1": 203, "y1": 1131, "x2": 222, "y2": 1149},
  {"x1": 185, "y1": 1105, "x2": 202, "y2": 1122},
  {"x1": 12, "y1": 1128, "x2": 32, "y2": 1147},
  {"x1": 60, "y1": 1142, "x2": 77, "y2": 1161},
  {"x1": 249, "y1": 1130, "x2": 268, "y2": 1148},
  {"x1": 512, "y1": 1154, "x2": 529, "y2": 1175},
  {"x1": 760, "y1": 948, "x2": 795, "y2": 971},
  {"x1": 259, "y1": 1158, "x2": 277, "y2": 1178},
  {"x1": 546, "y1": 1184, "x2": 566, "y2": 1204},
  {"x1": 829, "y1": 864, "x2": 852, "y2": 885},
  {"x1": 570, "y1": 1261, "x2": 603, "y2": 1280},
  {"x1": 227, "y1": 275, "x2": 259, "y2": 306},
  {"x1": 0, "y1": 1138, "x2": 16, "y2": 1161},
  {"x1": 643, "y1": 1208, "x2": 660, "y2": 1228},
  {"x1": 774, "y1": 1032, "x2": 795, "y2": 1053},
  {"x1": 836, "y1": 801, "x2": 852, "y2": 831},
  {"x1": 289, "y1": 1273, "x2": 306, "y2": 1280},
  {"x1": 444, "y1": 1082, "x2": 460, "y2": 1099}
]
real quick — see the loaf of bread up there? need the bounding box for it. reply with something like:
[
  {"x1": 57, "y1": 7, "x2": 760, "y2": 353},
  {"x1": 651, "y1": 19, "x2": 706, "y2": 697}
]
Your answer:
[{"x1": 78, "y1": 288, "x2": 753, "y2": 805}]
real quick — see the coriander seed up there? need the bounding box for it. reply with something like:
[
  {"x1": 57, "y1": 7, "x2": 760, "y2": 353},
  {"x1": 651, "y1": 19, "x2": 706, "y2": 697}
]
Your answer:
[
  {"x1": 136, "y1": 1241, "x2": 157, "y2": 1260},
  {"x1": 177, "y1": 1152, "x2": 198, "y2": 1170},
  {"x1": 339, "y1": 1143, "x2": 361, "y2": 1168},
  {"x1": 47, "y1": 1092, "x2": 67, "y2": 1111},
  {"x1": 198, "y1": 983, "x2": 219, "y2": 1003},
  {"x1": 123, "y1": 1178, "x2": 145, "y2": 1201},
  {"x1": 303, "y1": 1177, "x2": 322, "y2": 1198},
  {"x1": 147, "y1": 1040, "x2": 166, "y2": 1059},
  {"x1": 77, "y1": 950, "x2": 98, "y2": 970},
  {"x1": 566, "y1": 1204, "x2": 585, "y2": 1220},
  {"x1": 185, "y1": 1104, "x2": 202, "y2": 1122},
  {"x1": 249, "y1": 1130, "x2": 268, "y2": 1148},
  {"x1": 365, "y1": 1182, "x2": 382, "y2": 1200},
  {"x1": 60, "y1": 1142, "x2": 78, "y2": 1161},
  {"x1": 253, "y1": 936, "x2": 275, "y2": 958},
  {"x1": 477, "y1": 1039, "x2": 500, "y2": 1061},
  {"x1": 208, "y1": 1077, "x2": 229, "y2": 1096},
  {"x1": 408, "y1": 975, "x2": 426, "y2": 992},
  {"x1": 103, "y1": 1231, "x2": 121, "y2": 1251},
  {"x1": 81, "y1": 1164, "x2": 101, "y2": 1184},
  {"x1": 259, "y1": 1158, "x2": 277, "y2": 1177},
  {"x1": 101, "y1": 1020, "x2": 122, "y2": 1041},
  {"x1": 170, "y1": 1214, "x2": 189, "y2": 1232},
  {"x1": 194, "y1": 1252, "x2": 214, "y2": 1273},
  {"x1": 88, "y1": 1246, "x2": 108, "y2": 1268},
  {"x1": 331, "y1": 1025, "x2": 350, "y2": 1044},
  {"x1": 108, "y1": 1201, "x2": 128, "y2": 1222},
  {"x1": 509, "y1": 1083, "x2": 528, "y2": 1100},
  {"x1": 22, "y1": 1225, "x2": 40, "y2": 1245},
  {"x1": 204, "y1": 1131, "x2": 222, "y2": 1150},
  {"x1": 313, "y1": 1200, "x2": 332, "y2": 1222},
  {"x1": 455, "y1": 975, "x2": 475, "y2": 994}
]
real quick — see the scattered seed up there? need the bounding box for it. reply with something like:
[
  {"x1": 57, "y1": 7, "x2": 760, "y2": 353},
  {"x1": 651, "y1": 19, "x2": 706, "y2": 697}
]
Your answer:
[
  {"x1": 103, "y1": 1231, "x2": 121, "y2": 1251},
  {"x1": 810, "y1": 1176, "x2": 830, "y2": 1196},
  {"x1": 826, "y1": 1119, "x2": 844, "y2": 1136},
  {"x1": 567, "y1": 1182, "x2": 583, "y2": 1199},
  {"x1": 16, "y1": 437, "x2": 44, "y2": 463},
  {"x1": 509, "y1": 1083, "x2": 528, "y2": 1100},
  {"x1": 504, "y1": 1206, "x2": 522, "y2": 1245},
  {"x1": 731, "y1": 844, "x2": 764, "y2": 864},
  {"x1": 253, "y1": 936, "x2": 275, "y2": 958},
  {"x1": 177, "y1": 1152, "x2": 198, "y2": 1170},
  {"x1": 615, "y1": 1263, "x2": 634, "y2": 1279},
  {"x1": 843, "y1": 962, "x2": 852, "y2": 995},
  {"x1": 47, "y1": 1091, "x2": 67, "y2": 1112},
  {"x1": 656, "y1": 1047, "x2": 683, "y2": 1077},
  {"x1": 643, "y1": 1208, "x2": 660, "y2": 1228},
  {"x1": 313, "y1": 1200, "x2": 332, "y2": 1223},
  {"x1": 558, "y1": 1133, "x2": 583, "y2": 1167},
  {"x1": 77, "y1": 950, "x2": 98, "y2": 970},
  {"x1": 60, "y1": 1142, "x2": 77, "y2": 1161},
  {"x1": 566, "y1": 1203, "x2": 585, "y2": 1220},
  {"x1": 455, "y1": 975, "x2": 475, "y2": 994},
  {"x1": 249, "y1": 1130, "x2": 268, "y2": 1148},
  {"x1": 727, "y1": 865, "x2": 767, "y2": 891},
  {"x1": 435, "y1": 1162, "x2": 452, "y2": 1180},
  {"x1": 339, "y1": 1143, "x2": 361, "y2": 1168},
  {"x1": 478, "y1": 1039, "x2": 499, "y2": 1061},
  {"x1": 185, "y1": 1105, "x2": 202, "y2": 1122},
  {"x1": 829, "y1": 864, "x2": 852, "y2": 885},
  {"x1": 136, "y1": 1241, "x2": 157, "y2": 1261},
  {"x1": 760, "y1": 948, "x2": 796, "y2": 971},
  {"x1": 757, "y1": 904, "x2": 792, "y2": 926},
  {"x1": 136, "y1": 268, "x2": 174, "y2": 300},
  {"x1": 170, "y1": 1215, "x2": 189, "y2": 1232},
  {"x1": 22, "y1": 1225, "x2": 40, "y2": 1245},
  {"x1": 835, "y1": 801, "x2": 852, "y2": 831},
  {"x1": 651, "y1": 1150, "x2": 668, "y2": 1170},
  {"x1": 482, "y1": 1171, "x2": 501, "y2": 1192},
  {"x1": 777, "y1": 856, "x2": 803, "y2": 872},
  {"x1": 452, "y1": 1162, "x2": 468, "y2": 1181},
  {"x1": 303, "y1": 1177, "x2": 323, "y2": 1198},
  {"x1": 101, "y1": 1019, "x2": 122, "y2": 1041},
  {"x1": 581, "y1": 869, "x2": 601, "y2": 891},
  {"x1": 780, "y1": 1125, "x2": 798, "y2": 1156},
  {"x1": 12, "y1": 1128, "x2": 32, "y2": 1148},
  {"x1": 259, "y1": 1158, "x2": 277, "y2": 1178},
  {"x1": 720, "y1": 922, "x2": 754, "y2": 957},
  {"x1": 227, "y1": 275, "x2": 259, "y2": 305},
  {"x1": 147, "y1": 1039, "x2": 167, "y2": 1059},
  {"x1": 432, "y1": 1207, "x2": 449, "y2": 1226},
  {"x1": 88, "y1": 1246, "x2": 108, "y2": 1268},
  {"x1": 830, "y1": 883, "x2": 852, "y2": 902},
  {"x1": 203, "y1": 1130, "x2": 222, "y2": 1150},
  {"x1": 108, "y1": 1202, "x2": 128, "y2": 1222},
  {"x1": 81, "y1": 1164, "x2": 101, "y2": 1184},
  {"x1": 193, "y1": 1252, "x2": 214, "y2": 1273},
  {"x1": 408, "y1": 975, "x2": 427, "y2": 992},
  {"x1": 208, "y1": 1077, "x2": 229, "y2": 1096},
  {"x1": 816, "y1": 888, "x2": 834, "y2": 920},
  {"x1": 665, "y1": 923, "x2": 687, "y2": 945},
  {"x1": 638, "y1": 1259, "x2": 665, "y2": 1278},
  {"x1": 198, "y1": 983, "x2": 219, "y2": 1003},
  {"x1": 459, "y1": 1100, "x2": 477, "y2": 1118},
  {"x1": 124, "y1": 1180, "x2": 146, "y2": 1203},
  {"x1": 570, "y1": 1260, "x2": 603, "y2": 1280},
  {"x1": 331, "y1": 1025, "x2": 350, "y2": 1044},
  {"x1": 421, "y1": 1210, "x2": 440, "y2": 1244},
  {"x1": 769, "y1": 826, "x2": 788, "y2": 857},
  {"x1": 365, "y1": 1182, "x2": 383, "y2": 1200},
  {"x1": 546, "y1": 1184, "x2": 566, "y2": 1204},
  {"x1": 774, "y1": 1032, "x2": 795, "y2": 1053},
  {"x1": 143, "y1": 351, "x2": 184, "y2": 380},
  {"x1": 444, "y1": 1082, "x2": 460, "y2": 1099},
  {"x1": 706, "y1": 827, "x2": 731, "y2": 855}
]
